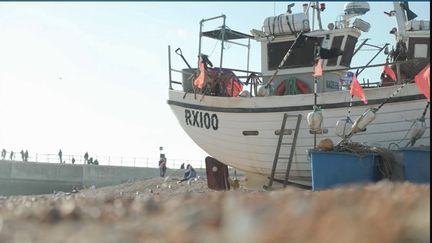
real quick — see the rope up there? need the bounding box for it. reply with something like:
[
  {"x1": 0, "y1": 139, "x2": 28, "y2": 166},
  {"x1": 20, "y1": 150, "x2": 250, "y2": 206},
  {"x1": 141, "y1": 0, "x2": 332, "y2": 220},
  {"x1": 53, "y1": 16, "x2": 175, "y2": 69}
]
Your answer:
[
  {"x1": 421, "y1": 101, "x2": 430, "y2": 118},
  {"x1": 278, "y1": 15, "x2": 284, "y2": 33},
  {"x1": 286, "y1": 14, "x2": 294, "y2": 34},
  {"x1": 347, "y1": 95, "x2": 354, "y2": 120},
  {"x1": 376, "y1": 81, "x2": 409, "y2": 111},
  {"x1": 285, "y1": 78, "x2": 298, "y2": 95},
  {"x1": 271, "y1": 15, "x2": 276, "y2": 35}
]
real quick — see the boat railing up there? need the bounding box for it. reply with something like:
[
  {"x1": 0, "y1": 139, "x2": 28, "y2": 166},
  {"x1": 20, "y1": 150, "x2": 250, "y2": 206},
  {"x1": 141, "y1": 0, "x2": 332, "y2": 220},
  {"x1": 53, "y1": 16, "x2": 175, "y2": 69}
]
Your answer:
[
  {"x1": 169, "y1": 51, "x2": 423, "y2": 93},
  {"x1": 168, "y1": 45, "x2": 263, "y2": 92},
  {"x1": 321, "y1": 60, "x2": 420, "y2": 88},
  {"x1": 1, "y1": 151, "x2": 206, "y2": 169}
]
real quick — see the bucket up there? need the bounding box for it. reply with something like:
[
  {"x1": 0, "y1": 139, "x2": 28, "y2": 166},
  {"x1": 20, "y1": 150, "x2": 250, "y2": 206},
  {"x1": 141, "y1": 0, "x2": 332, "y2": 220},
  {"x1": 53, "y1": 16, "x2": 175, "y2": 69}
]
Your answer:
[{"x1": 182, "y1": 68, "x2": 197, "y2": 92}]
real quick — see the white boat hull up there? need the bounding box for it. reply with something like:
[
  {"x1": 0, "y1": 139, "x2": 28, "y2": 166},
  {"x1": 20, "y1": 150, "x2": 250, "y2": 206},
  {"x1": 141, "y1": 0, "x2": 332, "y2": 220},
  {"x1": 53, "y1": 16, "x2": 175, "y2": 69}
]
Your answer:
[{"x1": 168, "y1": 84, "x2": 430, "y2": 185}]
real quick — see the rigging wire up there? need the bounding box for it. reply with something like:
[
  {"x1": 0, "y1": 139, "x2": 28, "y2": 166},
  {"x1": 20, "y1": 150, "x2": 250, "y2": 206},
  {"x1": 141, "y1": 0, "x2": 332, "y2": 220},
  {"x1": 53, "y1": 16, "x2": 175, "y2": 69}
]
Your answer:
[
  {"x1": 208, "y1": 39, "x2": 219, "y2": 57},
  {"x1": 388, "y1": 101, "x2": 429, "y2": 149},
  {"x1": 338, "y1": 81, "x2": 410, "y2": 145}
]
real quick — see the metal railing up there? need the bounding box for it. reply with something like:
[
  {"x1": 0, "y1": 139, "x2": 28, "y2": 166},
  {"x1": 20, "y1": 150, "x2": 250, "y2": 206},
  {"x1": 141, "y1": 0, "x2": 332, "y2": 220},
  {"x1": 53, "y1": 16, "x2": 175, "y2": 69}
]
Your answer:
[
  {"x1": 168, "y1": 44, "x2": 262, "y2": 92},
  {"x1": 0, "y1": 151, "x2": 206, "y2": 169}
]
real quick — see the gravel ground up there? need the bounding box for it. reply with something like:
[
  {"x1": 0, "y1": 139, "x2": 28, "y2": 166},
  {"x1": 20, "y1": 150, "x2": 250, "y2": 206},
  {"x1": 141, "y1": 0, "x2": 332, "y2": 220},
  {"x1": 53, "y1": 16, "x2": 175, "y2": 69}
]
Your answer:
[{"x1": 0, "y1": 176, "x2": 429, "y2": 243}]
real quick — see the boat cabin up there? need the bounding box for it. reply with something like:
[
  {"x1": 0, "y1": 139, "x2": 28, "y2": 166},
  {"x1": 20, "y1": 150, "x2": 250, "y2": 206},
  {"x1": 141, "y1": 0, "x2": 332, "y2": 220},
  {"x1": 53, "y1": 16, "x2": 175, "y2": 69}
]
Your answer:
[
  {"x1": 383, "y1": 2, "x2": 430, "y2": 84},
  {"x1": 258, "y1": 27, "x2": 362, "y2": 93},
  {"x1": 169, "y1": 2, "x2": 429, "y2": 97},
  {"x1": 191, "y1": 2, "x2": 371, "y2": 95}
]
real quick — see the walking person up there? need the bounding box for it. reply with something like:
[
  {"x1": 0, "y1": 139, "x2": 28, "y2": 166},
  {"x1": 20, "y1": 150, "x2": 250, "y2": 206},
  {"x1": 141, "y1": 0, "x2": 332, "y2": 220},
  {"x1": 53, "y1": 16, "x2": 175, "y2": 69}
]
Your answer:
[
  {"x1": 24, "y1": 150, "x2": 29, "y2": 162},
  {"x1": 1, "y1": 149, "x2": 6, "y2": 160},
  {"x1": 159, "y1": 154, "x2": 167, "y2": 177},
  {"x1": 9, "y1": 151, "x2": 14, "y2": 160},
  {"x1": 20, "y1": 150, "x2": 24, "y2": 161},
  {"x1": 84, "y1": 152, "x2": 89, "y2": 164},
  {"x1": 71, "y1": 157, "x2": 75, "y2": 164},
  {"x1": 58, "y1": 149, "x2": 63, "y2": 163}
]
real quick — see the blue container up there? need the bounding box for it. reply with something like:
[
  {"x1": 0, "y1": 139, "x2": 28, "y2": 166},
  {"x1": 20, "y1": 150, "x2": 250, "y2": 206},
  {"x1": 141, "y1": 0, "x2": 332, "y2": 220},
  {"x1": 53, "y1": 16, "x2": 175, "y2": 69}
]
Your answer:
[
  {"x1": 400, "y1": 147, "x2": 430, "y2": 184},
  {"x1": 311, "y1": 151, "x2": 380, "y2": 191}
]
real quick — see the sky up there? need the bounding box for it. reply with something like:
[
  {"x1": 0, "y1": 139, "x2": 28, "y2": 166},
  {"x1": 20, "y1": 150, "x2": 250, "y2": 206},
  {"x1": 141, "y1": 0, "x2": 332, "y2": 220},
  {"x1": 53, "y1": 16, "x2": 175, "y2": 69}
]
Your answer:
[{"x1": 0, "y1": 1, "x2": 430, "y2": 166}]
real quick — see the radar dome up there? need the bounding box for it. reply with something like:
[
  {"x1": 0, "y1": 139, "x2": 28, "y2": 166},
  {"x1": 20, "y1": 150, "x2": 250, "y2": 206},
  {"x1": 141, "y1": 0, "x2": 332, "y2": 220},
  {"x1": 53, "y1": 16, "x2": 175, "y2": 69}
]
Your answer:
[{"x1": 344, "y1": 2, "x2": 370, "y2": 15}]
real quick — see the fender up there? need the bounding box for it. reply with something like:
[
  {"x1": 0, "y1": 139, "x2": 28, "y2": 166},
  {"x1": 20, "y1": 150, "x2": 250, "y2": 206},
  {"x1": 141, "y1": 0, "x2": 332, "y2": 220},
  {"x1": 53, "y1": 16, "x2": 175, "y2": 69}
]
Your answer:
[
  {"x1": 275, "y1": 80, "x2": 286, "y2": 95},
  {"x1": 295, "y1": 79, "x2": 310, "y2": 94}
]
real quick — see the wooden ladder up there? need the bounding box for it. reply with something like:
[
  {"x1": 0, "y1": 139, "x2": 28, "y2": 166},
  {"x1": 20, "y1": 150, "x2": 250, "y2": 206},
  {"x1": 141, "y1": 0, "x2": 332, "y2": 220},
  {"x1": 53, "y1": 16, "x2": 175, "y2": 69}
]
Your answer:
[{"x1": 264, "y1": 113, "x2": 303, "y2": 189}]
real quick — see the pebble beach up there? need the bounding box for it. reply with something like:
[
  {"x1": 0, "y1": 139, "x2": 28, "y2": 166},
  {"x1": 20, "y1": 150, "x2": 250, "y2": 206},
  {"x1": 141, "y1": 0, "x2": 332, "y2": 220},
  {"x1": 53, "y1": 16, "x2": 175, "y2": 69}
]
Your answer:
[{"x1": 0, "y1": 177, "x2": 429, "y2": 243}]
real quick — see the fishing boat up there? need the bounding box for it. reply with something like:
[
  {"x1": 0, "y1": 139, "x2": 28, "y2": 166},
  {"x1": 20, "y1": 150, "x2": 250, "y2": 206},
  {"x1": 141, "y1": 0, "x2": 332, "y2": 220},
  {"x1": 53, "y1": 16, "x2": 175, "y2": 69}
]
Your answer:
[{"x1": 167, "y1": 2, "x2": 430, "y2": 188}]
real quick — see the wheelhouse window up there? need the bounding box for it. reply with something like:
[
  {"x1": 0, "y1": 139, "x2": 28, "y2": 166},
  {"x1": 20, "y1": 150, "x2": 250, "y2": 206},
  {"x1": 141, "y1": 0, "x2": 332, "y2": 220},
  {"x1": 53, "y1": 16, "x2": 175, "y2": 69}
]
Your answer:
[
  {"x1": 267, "y1": 37, "x2": 323, "y2": 70},
  {"x1": 408, "y1": 37, "x2": 430, "y2": 59},
  {"x1": 340, "y1": 35, "x2": 358, "y2": 67},
  {"x1": 414, "y1": 44, "x2": 428, "y2": 58},
  {"x1": 327, "y1": 36, "x2": 344, "y2": 66}
]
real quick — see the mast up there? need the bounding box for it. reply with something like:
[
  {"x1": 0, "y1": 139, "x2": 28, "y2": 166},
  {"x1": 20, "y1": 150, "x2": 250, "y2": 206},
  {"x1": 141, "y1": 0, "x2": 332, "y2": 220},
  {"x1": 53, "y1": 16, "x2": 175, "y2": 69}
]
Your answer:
[
  {"x1": 315, "y1": 1, "x2": 323, "y2": 30},
  {"x1": 393, "y1": 2, "x2": 407, "y2": 41}
]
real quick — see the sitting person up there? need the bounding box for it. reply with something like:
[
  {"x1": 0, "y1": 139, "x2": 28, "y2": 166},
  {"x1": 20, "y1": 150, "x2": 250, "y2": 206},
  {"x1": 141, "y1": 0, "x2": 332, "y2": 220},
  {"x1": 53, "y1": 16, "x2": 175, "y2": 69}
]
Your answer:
[{"x1": 178, "y1": 164, "x2": 196, "y2": 183}]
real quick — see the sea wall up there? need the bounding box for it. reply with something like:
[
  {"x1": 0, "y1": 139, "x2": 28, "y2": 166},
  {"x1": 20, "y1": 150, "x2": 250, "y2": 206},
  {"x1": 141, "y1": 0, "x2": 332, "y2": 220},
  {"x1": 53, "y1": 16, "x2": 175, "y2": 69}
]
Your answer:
[{"x1": 0, "y1": 160, "x2": 207, "y2": 196}]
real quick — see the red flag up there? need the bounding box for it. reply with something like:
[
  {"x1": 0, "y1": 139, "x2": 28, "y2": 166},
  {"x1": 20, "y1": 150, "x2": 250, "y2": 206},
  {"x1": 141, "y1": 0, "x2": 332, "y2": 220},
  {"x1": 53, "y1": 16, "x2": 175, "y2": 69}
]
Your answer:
[
  {"x1": 350, "y1": 73, "x2": 368, "y2": 104},
  {"x1": 313, "y1": 59, "x2": 323, "y2": 77},
  {"x1": 383, "y1": 65, "x2": 397, "y2": 81},
  {"x1": 414, "y1": 64, "x2": 430, "y2": 101},
  {"x1": 193, "y1": 61, "x2": 206, "y2": 89}
]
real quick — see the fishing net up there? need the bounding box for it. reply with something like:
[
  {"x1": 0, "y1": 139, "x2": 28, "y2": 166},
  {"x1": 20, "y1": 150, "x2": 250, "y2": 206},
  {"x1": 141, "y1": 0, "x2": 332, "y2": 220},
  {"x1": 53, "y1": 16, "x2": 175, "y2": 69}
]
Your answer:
[{"x1": 334, "y1": 142, "x2": 396, "y2": 179}]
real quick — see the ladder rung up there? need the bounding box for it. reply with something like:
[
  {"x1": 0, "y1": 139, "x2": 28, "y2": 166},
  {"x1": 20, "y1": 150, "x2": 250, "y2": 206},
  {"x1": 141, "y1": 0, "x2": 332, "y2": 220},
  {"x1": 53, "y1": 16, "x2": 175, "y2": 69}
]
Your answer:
[
  {"x1": 278, "y1": 156, "x2": 290, "y2": 160},
  {"x1": 280, "y1": 142, "x2": 292, "y2": 145}
]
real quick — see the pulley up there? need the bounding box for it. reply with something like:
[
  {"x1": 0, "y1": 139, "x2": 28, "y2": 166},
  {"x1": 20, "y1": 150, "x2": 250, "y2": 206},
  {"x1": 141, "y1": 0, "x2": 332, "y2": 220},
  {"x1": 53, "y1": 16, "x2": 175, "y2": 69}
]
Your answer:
[{"x1": 351, "y1": 108, "x2": 377, "y2": 134}]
